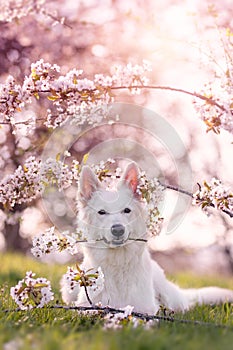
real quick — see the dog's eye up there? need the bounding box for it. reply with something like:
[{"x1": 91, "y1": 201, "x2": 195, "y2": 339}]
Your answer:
[
  {"x1": 123, "y1": 208, "x2": 131, "y2": 214},
  {"x1": 98, "y1": 209, "x2": 106, "y2": 215}
]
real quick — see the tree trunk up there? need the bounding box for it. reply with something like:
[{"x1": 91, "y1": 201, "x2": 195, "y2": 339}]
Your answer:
[
  {"x1": 4, "y1": 220, "x2": 29, "y2": 252},
  {"x1": 3, "y1": 204, "x2": 30, "y2": 253}
]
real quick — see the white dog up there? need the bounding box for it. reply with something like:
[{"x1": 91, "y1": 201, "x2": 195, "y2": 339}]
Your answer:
[{"x1": 61, "y1": 163, "x2": 233, "y2": 314}]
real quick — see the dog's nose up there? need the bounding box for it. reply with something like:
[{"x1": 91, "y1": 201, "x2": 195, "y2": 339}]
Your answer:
[{"x1": 111, "y1": 224, "x2": 125, "y2": 238}]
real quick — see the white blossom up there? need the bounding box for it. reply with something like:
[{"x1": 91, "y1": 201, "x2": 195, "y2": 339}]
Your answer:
[
  {"x1": 31, "y1": 227, "x2": 59, "y2": 258},
  {"x1": 89, "y1": 267, "x2": 105, "y2": 295},
  {"x1": 193, "y1": 32, "x2": 233, "y2": 136},
  {"x1": 0, "y1": 155, "x2": 76, "y2": 208},
  {"x1": 193, "y1": 178, "x2": 233, "y2": 213},
  {"x1": 0, "y1": 156, "x2": 41, "y2": 208},
  {"x1": 137, "y1": 173, "x2": 164, "y2": 236},
  {"x1": 121, "y1": 305, "x2": 134, "y2": 317},
  {"x1": 111, "y1": 61, "x2": 151, "y2": 92},
  {"x1": 10, "y1": 271, "x2": 54, "y2": 310},
  {"x1": 31, "y1": 227, "x2": 81, "y2": 258},
  {"x1": 39, "y1": 157, "x2": 73, "y2": 189},
  {"x1": 0, "y1": 59, "x2": 150, "y2": 130},
  {"x1": 103, "y1": 304, "x2": 157, "y2": 329},
  {"x1": 62, "y1": 265, "x2": 105, "y2": 301},
  {"x1": 0, "y1": 0, "x2": 45, "y2": 22}
]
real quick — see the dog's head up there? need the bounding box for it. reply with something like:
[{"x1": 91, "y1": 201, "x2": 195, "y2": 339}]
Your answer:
[{"x1": 77, "y1": 162, "x2": 147, "y2": 248}]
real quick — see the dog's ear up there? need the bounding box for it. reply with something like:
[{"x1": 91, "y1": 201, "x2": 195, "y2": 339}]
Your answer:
[
  {"x1": 120, "y1": 162, "x2": 139, "y2": 194},
  {"x1": 79, "y1": 166, "x2": 100, "y2": 201}
]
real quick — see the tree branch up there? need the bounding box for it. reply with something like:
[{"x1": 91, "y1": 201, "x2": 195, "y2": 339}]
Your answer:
[
  {"x1": 162, "y1": 183, "x2": 233, "y2": 218},
  {"x1": 110, "y1": 85, "x2": 226, "y2": 111},
  {"x1": 2, "y1": 304, "x2": 232, "y2": 329},
  {"x1": 0, "y1": 83, "x2": 226, "y2": 128}
]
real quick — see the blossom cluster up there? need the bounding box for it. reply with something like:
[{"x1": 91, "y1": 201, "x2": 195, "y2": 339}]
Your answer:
[
  {"x1": 193, "y1": 30, "x2": 233, "y2": 135},
  {"x1": 193, "y1": 83, "x2": 233, "y2": 135},
  {"x1": 0, "y1": 59, "x2": 151, "y2": 130},
  {"x1": 0, "y1": 156, "x2": 41, "y2": 209},
  {"x1": 0, "y1": 0, "x2": 65, "y2": 26},
  {"x1": 103, "y1": 305, "x2": 136, "y2": 329},
  {"x1": 62, "y1": 265, "x2": 105, "y2": 302},
  {"x1": 31, "y1": 227, "x2": 80, "y2": 258},
  {"x1": 0, "y1": 156, "x2": 74, "y2": 208},
  {"x1": 137, "y1": 171, "x2": 164, "y2": 236},
  {"x1": 103, "y1": 305, "x2": 157, "y2": 330},
  {"x1": 0, "y1": 75, "x2": 30, "y2": 121},
  {"x1": 89, "y1": 158, "x2": 120, "y2": 186},
  {"x1": 0, "y1": 0, "x2": 45, "y2": 22},
  {"x1": 39, "y1": 157, "x2": 73, "y2": 189},
  {"x1": 1, "y1": 55, "x2": 233, "y2": 136},
  {"x1": 110, "y1": 60, "x2": 151, "y2": 93},
  {"x1": 192, "y1": 178, "x2": 233, "y2": 213},
  {"x1": 10, "y1": 271, "x2": 54, "y2": 310}
]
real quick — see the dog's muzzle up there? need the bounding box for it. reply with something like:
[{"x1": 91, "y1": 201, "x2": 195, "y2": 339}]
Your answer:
[
  {"x1": 111, "y1": 224, "x2": 125, "y2": 238},
  {"x1": 102, "y1": 224, "x2": 126, "y2": 246}
]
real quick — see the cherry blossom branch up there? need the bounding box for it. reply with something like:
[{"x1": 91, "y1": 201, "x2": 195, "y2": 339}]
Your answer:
[
  {"x1": 0, "y1": 59, "x2": 229, "y2": 134},
  {"x1": 13, "y1": 84, "x2": 228, "y2": 109},
  {"x1": 0, "y1": 0, "x2": 72, "y2": 28},
  {"x1": 0, "y1": 84, "x2": 225, "y2": 124},
  {"x1": 163, "y1": 182, "x2": 233, "y2": 218},
  {"x1": 88, "y1": 172, "x2": 233, "y2": 218}
]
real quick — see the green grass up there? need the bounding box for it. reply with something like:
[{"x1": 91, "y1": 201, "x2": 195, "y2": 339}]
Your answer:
[{"x1": 0, "y1": 252, "x2": 233, "y2": 350}]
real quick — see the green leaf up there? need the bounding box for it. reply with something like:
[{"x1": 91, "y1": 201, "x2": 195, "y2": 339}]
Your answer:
[
  {"x1": 83, "y1": 153, "x2": 89, "y2": 165},
  {"x1": 34, "y1": 92, "x2": 40, "y2": 100},
  {"x1": 47, "y1": 95, "x2": 59, "y2": 101},
  {"x1": 33, "y1": 283, "x2": 49, "y2": 289}
]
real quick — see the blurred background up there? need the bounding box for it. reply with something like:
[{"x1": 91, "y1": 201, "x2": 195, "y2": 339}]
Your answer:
[{"x1": 0, "y1": 0, "x2": 233, "y2": 276}]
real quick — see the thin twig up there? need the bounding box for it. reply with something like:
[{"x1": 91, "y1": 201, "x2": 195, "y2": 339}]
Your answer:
[
  {"x1": 128, "y1": 238, "x2": 148, "y2": 242},
  {"x1": 161, "y1": 183, "x2": 194, "y2": 197},
  {"x1": 83, "y1": 284, "x2": 93, "y2": 306},
  {"x1": 41, "y1": 10, "x2": 73, "y2": 29}
]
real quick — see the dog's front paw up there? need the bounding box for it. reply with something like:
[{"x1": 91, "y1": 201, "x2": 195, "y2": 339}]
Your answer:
[{"x1": 60, "y1": 274, "x2": 80, "y2": 304}]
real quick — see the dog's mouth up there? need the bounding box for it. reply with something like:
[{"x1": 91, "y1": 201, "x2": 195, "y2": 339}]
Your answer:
[
  {"x1": 97, "y1": 234, "x2": 147, "y2": 248},
  {"x1": 102, "y1": 236, "x2": 129, "y2": 247}
]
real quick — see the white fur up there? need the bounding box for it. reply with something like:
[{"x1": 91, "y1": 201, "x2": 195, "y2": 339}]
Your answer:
[{"x1": 61, "y1": 163, "x2": 233, "y2": 314}]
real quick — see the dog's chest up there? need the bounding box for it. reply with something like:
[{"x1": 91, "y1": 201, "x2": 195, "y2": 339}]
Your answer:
[
  {"x1": 82, "y1": 248, "x2": 158, "y2": 313},
  {"x1": 99, "y1": 265, "x2": 157, "y2": 313}
]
